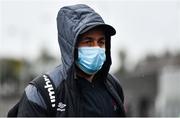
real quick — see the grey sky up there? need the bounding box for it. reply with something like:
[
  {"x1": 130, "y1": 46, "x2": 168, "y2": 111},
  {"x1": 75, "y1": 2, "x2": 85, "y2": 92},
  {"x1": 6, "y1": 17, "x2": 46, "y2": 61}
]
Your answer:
[{"x1": 0, "y1": 0, "x2": 179, "y2": 72}]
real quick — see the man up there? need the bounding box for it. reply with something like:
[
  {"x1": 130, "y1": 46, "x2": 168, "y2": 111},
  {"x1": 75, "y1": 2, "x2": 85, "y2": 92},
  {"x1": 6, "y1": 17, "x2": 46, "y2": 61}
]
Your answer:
[{"x1": 8, "y1": 4, "x2": 126, "y2": 117}]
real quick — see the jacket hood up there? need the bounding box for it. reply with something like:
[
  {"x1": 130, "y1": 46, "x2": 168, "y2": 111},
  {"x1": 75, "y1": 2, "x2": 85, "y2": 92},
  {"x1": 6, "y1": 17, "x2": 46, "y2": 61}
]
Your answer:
[{"x1": 56, "y1": 4, "x2": 116, "y2": 78}]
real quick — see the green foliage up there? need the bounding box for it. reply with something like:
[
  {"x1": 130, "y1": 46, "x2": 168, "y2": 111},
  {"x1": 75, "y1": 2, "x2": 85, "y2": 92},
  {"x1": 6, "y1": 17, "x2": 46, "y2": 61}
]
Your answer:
[{"x1": 0, "y1": 58, "x2": 23, "y2": 83}]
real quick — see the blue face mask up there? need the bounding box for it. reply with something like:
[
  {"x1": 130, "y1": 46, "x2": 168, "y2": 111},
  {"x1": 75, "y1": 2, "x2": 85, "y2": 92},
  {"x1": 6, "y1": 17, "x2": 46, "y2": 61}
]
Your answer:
[{"x1": 76, "y1": 47, "x2": 106, "y2": 75}]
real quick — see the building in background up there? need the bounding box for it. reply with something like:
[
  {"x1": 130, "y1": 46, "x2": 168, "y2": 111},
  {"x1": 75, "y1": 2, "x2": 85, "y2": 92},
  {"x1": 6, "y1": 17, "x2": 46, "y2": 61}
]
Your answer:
[
  {"x1": 156, "y1": 65, "x2": 180, "y2": 117},
  {"x1": 115, "y1": 52, "x2": 180, "y2": 117}
]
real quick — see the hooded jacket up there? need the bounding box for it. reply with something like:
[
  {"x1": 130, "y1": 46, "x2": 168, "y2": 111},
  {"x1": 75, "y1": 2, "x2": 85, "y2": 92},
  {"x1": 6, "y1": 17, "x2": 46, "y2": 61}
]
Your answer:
[{"x1": 15, "y1": 4, "x2": 126, "y2": 117}]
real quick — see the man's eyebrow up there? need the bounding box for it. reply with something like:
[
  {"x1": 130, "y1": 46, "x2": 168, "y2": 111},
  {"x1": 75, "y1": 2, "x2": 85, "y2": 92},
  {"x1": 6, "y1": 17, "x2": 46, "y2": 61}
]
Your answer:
[{"x1": 81, "y1": 37, "x2": 93, "y2": 40}]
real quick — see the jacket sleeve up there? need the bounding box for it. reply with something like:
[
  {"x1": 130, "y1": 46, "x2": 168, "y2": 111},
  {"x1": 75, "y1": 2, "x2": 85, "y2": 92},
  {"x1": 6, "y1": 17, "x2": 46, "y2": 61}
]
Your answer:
[{"x1": 17, "y1": 84, "x2": 48, "y2": 117}]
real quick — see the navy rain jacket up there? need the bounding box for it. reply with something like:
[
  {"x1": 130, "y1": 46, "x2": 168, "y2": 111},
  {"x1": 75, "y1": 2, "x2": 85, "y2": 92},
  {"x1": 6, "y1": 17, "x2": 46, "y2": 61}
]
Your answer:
[{"x1": 14, "y1": 4, "x2": 126, "y2": 117}]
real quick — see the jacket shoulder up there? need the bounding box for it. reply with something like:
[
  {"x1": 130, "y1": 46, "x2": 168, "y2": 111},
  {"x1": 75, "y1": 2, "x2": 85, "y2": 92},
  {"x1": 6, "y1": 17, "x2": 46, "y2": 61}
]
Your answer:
[
  {"x1": 24, "y1": 65, "x2": 64, "y2": 111},
  {"x1": 46, "y1": 65, "x2": 64, "y2": 88},
  {"x1": 17, "y1": 85, "x2": 47, "y2": 116},
  {"x1": 17, "y1": 65, "x2": 64, "y2": 116},
  {"x1": 25, "y1": 84, "x2": 47, "y2": 109}
]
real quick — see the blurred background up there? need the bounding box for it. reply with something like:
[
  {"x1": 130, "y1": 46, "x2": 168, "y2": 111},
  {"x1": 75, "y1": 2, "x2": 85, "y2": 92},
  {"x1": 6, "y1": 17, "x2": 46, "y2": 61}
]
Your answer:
[{"x1": 0, "y1": 0, "x2": 180, "y2": 116}]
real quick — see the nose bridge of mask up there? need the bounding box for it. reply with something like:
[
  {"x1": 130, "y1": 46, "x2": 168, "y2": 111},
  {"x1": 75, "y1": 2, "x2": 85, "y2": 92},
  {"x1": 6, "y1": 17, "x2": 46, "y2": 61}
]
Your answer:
[{"x1": 79, "y1": 46, "x2": 104, "y2": 55}]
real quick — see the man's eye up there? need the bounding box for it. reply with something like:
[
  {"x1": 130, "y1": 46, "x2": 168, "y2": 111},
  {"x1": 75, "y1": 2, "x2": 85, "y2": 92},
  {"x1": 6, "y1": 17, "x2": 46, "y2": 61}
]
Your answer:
[
  {"x1": 86, "y1": 41, "x2": 92, "y2": 44},
  {"x1": 99, "y1": 40, "x2": 105, "y2": 45},
  {"x1": 81, "y1": 40, "x2": 92, "y2": 46}
]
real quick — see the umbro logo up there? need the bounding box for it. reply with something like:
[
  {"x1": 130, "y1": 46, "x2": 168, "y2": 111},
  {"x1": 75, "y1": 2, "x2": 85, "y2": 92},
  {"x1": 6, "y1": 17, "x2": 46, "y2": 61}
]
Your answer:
[
  {"x1": 43, "y1": 75, "x2": 56, "y2": 108},
  {"x1": 57, "y1": 102, "x2": 66, "y2": 112}
]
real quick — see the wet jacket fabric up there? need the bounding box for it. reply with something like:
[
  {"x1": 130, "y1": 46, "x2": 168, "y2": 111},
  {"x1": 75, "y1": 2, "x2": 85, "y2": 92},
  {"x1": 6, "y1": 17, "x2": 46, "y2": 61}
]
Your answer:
[{"x1": 15, "y1": 4, "x2": 126, "y2": 117}]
